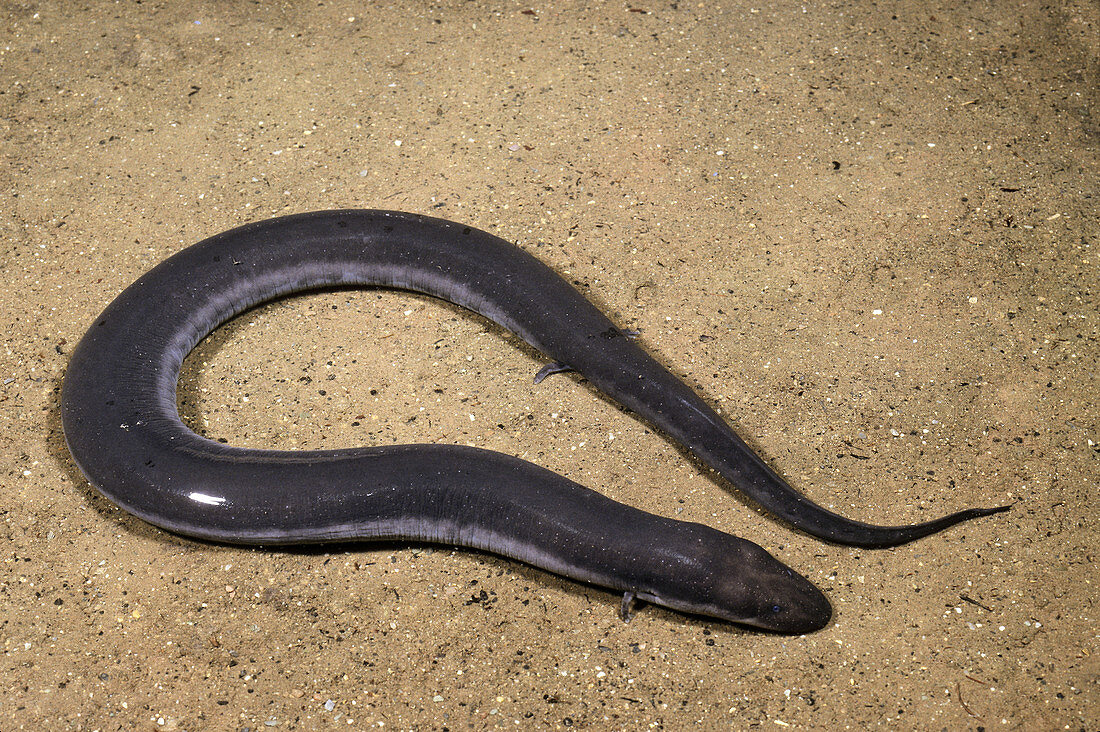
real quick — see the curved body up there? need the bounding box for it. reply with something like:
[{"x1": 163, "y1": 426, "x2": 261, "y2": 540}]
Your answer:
[{"x1": 61, "y1": 210, "x2": 1005, "y2": 632}]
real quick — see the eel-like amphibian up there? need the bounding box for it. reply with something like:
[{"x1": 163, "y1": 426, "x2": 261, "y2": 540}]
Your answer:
[{"x1": 61, "y1": 210, "x2": 1008, "y2": 632}]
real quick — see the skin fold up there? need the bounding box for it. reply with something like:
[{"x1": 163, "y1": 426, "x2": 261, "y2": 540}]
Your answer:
[{"x1": 60, "y1": 210, "x2": 1007, "y2": 632}]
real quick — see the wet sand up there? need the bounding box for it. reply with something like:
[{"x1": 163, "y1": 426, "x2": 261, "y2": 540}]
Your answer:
[{"x1": 2, "y1": 1, "x2": 1097, "y2": 729}]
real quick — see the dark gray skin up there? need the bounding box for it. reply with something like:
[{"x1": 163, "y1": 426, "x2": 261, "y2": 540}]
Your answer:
[{"x1": 61, "y1": 210, "x2": 1007, "y2": 632}]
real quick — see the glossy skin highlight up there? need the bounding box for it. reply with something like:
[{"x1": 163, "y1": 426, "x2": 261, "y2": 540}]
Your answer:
[{"x1": 61, "y1": 210, "x2": 1006, "y2": 632}]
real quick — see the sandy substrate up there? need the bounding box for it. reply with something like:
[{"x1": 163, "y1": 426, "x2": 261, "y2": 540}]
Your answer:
[{"x1": 2, "y1": 1, "x2": 1097, "y2": 729}]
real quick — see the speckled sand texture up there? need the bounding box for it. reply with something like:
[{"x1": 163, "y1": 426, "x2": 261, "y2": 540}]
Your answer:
[{"x1": 1, "y1": 1, "x2": 1097, "y2": 729}]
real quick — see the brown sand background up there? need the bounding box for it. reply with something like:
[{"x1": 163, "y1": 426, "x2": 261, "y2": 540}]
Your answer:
[{"x1": 2, "y1": 1, "x2": 1097, "y2": 729}]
